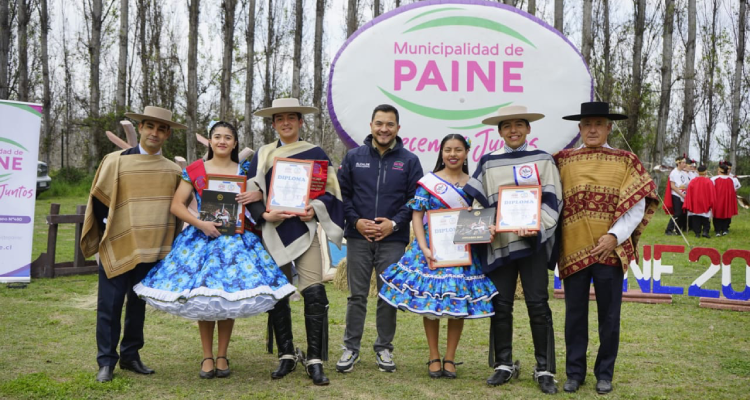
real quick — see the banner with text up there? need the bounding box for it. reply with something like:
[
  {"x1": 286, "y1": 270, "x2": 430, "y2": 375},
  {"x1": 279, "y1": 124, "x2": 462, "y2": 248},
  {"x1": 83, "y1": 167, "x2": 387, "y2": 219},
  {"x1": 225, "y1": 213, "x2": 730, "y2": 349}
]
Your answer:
[
  {"x1": 0, "y1": 100, "x2": 43, "y2": 282},
  {"x1": 328, "y1": 0, "x2": 592, "y2": 171}
]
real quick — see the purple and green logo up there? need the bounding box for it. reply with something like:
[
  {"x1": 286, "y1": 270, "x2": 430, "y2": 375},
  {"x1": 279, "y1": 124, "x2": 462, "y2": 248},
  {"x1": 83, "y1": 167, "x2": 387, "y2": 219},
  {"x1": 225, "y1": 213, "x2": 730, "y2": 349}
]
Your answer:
[{"x1": 328, "y1": 0, "x2": 592, "y2": 172}]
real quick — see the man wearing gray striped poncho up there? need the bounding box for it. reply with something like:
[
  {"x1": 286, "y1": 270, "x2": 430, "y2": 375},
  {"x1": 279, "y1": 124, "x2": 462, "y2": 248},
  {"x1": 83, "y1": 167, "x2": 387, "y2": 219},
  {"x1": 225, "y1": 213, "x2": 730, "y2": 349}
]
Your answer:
[{"x1": 464, "y1": 105, "x2": 563, "y2": 394}]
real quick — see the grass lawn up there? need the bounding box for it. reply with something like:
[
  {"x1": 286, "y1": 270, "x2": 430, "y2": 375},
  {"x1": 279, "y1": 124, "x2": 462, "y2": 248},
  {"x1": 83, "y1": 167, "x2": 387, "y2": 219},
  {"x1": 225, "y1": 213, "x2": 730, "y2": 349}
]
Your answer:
[{"x1": 0, "y1": 196, "x2": 748, "y2": 399}]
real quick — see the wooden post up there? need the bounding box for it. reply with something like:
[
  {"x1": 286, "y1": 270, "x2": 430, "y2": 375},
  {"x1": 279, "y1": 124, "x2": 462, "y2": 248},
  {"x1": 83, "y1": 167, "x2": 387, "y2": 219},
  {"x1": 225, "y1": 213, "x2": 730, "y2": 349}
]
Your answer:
[
  {"x1": 73, "y1": 205, "x2": 86, "y2": 268},
  {"x1": 44, "y1": 203, "x2": 60, "y2": 278}
]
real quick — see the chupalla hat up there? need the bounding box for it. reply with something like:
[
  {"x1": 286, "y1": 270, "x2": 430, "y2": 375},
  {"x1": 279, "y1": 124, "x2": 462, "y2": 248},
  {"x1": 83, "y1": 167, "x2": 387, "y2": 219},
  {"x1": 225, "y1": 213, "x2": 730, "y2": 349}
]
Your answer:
[
  {"x1": 481, "y1": 105, "x2": 545, "y2": 126},
  {"x1": 254, "y1": 98, "x2": 319, "y2": 118},
  {"x1": 124, "y1": 106, "x2": 187, "y2": 129},
  {"x1": 562, "y1": 101, "x2": 627, "y2": 121}
]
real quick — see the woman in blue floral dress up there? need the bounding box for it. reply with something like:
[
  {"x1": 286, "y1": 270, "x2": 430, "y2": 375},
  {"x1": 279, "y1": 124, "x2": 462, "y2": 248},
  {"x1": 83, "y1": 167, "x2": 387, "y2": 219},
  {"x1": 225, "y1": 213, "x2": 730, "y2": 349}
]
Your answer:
[
  {"x1": 378, "y1": 134, "x2": 497, "y2": 379},
  {"x1": 134, "y1": 121, "x2": 295, "y2": 379}
]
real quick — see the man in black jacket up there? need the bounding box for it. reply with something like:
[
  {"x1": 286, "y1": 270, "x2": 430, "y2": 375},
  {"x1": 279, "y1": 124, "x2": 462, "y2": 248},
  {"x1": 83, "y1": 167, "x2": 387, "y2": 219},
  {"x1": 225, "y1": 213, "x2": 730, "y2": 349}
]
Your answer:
[{"x1": 335, "y1": 104, "x2": 423, "y2": 373}]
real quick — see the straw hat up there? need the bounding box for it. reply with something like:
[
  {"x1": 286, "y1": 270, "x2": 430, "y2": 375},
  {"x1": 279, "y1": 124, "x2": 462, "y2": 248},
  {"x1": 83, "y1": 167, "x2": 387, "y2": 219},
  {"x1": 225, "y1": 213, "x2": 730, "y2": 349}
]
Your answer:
[
  {"x1": 481, "y1": 105, "x2": 545, "y2": 126},
  {"x1": 254, "y1": 98, "x2": 319, "y2": 118},
  {"x1": 124, "y1": 106, "x2": 187, "y2": 129}
]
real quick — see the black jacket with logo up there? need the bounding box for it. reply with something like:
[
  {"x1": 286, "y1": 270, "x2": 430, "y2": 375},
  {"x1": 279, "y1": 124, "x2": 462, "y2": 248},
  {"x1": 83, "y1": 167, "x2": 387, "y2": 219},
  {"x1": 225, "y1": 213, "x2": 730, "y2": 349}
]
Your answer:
[{"x1": 337, "y1": 135, "x2": 423, "y2": 243}]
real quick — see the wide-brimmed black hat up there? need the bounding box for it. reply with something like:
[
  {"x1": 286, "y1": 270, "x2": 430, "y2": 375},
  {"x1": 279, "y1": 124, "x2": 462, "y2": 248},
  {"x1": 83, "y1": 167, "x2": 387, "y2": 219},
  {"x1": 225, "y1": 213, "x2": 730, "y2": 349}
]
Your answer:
[{"x1": 562, "y1": 101, "x2": 628, "y2": 121}]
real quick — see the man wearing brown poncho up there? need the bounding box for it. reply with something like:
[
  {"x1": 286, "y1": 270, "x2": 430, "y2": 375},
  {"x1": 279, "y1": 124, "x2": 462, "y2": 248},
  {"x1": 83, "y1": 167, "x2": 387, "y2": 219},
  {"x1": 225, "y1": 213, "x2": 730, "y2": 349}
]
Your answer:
[
  {"x1": 81, "y1": 106, "x2": 185, "y2": 383},
  {"x1": 554, "y1": 102, "x2": 658, "y2": 395}
]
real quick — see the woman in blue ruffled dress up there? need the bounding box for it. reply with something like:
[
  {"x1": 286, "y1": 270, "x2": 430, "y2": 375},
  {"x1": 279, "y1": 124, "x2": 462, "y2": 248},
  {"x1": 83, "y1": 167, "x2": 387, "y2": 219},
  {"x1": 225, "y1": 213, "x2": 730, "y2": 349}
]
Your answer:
[
  {"x1": 134, "y1": 121, "x2": 295, "y2": 379},
  {"x1": 378, "y1": 134, "x2": 497, "y2": 379}
]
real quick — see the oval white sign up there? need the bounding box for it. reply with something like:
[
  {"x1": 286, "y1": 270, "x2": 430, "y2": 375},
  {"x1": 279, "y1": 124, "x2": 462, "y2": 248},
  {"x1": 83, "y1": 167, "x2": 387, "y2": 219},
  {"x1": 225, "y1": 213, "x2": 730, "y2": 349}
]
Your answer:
[{"x1": 328, "y1": 0, "x2": 592, "y2": 171}]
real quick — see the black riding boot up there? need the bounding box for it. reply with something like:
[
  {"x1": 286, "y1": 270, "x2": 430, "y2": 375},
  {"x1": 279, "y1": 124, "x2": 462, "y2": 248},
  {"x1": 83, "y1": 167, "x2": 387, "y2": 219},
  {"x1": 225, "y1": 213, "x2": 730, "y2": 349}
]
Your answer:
[
  {"x1": 302, "y1": 284, "x2": 330, "y2": 386},
  {"x1": 528, "y1": 302, "x2": 558, "y2": 394},
  {"x1": 268, "y1": 297, "x2": 297, "y2": 379},
  {"x1": 487, "y1": 301, "x2": 519, "y2": 386}
]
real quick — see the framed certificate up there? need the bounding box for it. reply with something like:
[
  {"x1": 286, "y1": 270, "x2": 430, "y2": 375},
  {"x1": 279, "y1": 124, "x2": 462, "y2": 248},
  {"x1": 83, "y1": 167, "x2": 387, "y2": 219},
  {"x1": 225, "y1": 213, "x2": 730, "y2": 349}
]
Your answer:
[
  {"x1": 206, "y1": 174, "x2": 247, "y2": 234},
  {"x1": 495, "y1": 185, "x2": 542, "y2": 232},
  {"x1": 426, "y1": 208, "x2": 472, "y2": 268},
  {"x1": 266, "y1": 158, "x2": 313, "y2": 215}
]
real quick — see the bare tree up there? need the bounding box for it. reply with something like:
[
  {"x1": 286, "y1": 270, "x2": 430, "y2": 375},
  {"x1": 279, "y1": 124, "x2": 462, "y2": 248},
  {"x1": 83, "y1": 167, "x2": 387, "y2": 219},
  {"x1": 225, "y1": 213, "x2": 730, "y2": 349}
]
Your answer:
[
  {"x1": 263, "y1": 0, "x2": 276, "y2": 142},
  {"x1": 678, "y1": 0, "x2": 697, "y2": 156},
  {"x1": 244, "y1": 0, "x2": 256, "y2": 150},
  {"x1": 220, "y1": 0, "x2": 237, "y2": 120},
  {"x1": 698, "y1": 0, "x2": 721, "y2": 164},
  {"x1": 625, "y1": 0, "x2": 646, "y2": 151},
  {"x1": 0, "y1": 0, "x2": 8, "y2": 99},
  {"x1": 502, "y1": 0, "x2": 518, "y2": 7},
  {"x1": 138, "y1": 0, "x2": 150, "y2": 106},
  {"x1": 292, "y1": 0, "x2": 302, "y2": 99},
  {"x1": 186, "y1": 0, "x2": 199, "y2": 162},
  {"x1": 654, "y1": 0, "x2": 675, "y2": 171},
  {"x1": 528, "y1": 0, "x2": 536, "y2": 16},
  {"x1": 374, "y1": 0, "x2": 380, "y2": 18},
  {"x1": 581, "y1": 0, "x2": 593, "y2": 66},
  {"x1": 17, "y1": 0, "x2": 29, "y2": 101},
  {"x1": 729, "y1": 0, "x2": 747, "y2": 167},
  {"x1": 87, "y1": 0, "x2": 104, "y2": 172},
  {"x1": 61, "y1": 5, "x2": 72, "y2": 168},
  {"x1": 40, "y1": 0, "x2": 51, "y2": 164},
  {"x1": 346, "y1": 0, "x2": 358, "y2": 37},
  {"x1": 554, "y1": 0, "x2": 563, "y2": 33},
  {"x1": 313, "y1": 0, "x2": 325, "y2": 148},
  {"x1": 601, "y1": 0, "x2": 612, "y2": 102},
  {"x1": 116, "y1": 0, "x2": 128, "y2": 119}
]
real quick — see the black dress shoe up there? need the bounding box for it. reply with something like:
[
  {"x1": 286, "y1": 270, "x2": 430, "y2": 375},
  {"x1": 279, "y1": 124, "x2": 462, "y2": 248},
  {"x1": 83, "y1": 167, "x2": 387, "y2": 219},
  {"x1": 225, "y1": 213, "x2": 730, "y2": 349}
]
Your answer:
[
  {"x1": 702, "y1": 233, "x2": 711, "y2": 238},
  {"x1": 596, "y1": 379, "x2": 613, "y2": 394},
  {"x1": 305, "y1": 361, "x2": 330, "y2": 386},
  {"x1": 215, "y1": 356, "x2": 231, "y2": 378},
  {"x1": 119, "y1": 359, "x2": 155, "y2": 375},
  {"x1": 199, "y1": 357, "x2": 215, "y2": 379},
  {"x1": 96, "y1": 366, "x2": 114, "y2": 383},
  {"x1": 271, "y1": 355, "x2": 297, "y2": 379},
  {"x1": 426, "y1": 359, "x2": 442, "y2": 379},
  {"x1": 486, "y1": 360, "x2": 520, "y2": 386},
  {"x1": 563, "y1": 378, "x2": 583, "y2": 393},
  {"x1": 441, "y1": 359, "x2": 463, "y2": 379},
  {"x1": 536, "y1": 375, "x2": 558, "y2": 394}
]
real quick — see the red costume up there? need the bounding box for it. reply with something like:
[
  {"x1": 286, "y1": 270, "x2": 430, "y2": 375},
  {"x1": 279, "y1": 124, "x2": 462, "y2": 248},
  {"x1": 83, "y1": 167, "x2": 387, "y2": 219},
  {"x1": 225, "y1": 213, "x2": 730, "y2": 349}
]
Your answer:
[
  {"x1": 712, "y1": 177, "x2": 738, "y2": 219},
  {"x1": 683, "y1": 176, "x2": 715, "y2": 214}
]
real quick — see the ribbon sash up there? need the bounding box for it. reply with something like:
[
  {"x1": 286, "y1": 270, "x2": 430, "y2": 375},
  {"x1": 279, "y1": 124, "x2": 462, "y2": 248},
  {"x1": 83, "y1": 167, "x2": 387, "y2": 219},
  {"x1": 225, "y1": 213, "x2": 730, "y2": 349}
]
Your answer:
[{"x1": 417, "y1": 172, "x2": 470, "y2": 209}]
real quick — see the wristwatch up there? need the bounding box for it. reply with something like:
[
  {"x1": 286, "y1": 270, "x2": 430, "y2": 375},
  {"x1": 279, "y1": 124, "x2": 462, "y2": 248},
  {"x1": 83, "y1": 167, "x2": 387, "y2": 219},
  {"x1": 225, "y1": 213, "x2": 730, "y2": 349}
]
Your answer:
[{"x1": 391, "y1": 220, "x2": 399, "y2": 231}]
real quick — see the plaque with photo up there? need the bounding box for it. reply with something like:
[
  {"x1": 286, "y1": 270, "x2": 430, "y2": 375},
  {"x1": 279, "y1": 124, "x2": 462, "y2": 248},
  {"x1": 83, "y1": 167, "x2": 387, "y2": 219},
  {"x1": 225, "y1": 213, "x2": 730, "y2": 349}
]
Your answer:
[
  {"x1": 206, "y1": 174, "x2": 247, "y2": 234},
  {"x1": 453, "y1": 208, "x2": 495, "y2": 244},
  {"x1": 200, "y1": 190, "x2": 240, "y2": 236}
]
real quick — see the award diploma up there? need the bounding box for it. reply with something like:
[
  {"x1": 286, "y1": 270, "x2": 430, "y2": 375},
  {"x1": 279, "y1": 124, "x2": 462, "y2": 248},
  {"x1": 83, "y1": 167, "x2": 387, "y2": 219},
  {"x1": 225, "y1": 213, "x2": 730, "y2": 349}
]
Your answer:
[
  {"x1": 427, "y1": 209, "x2": 472, "y2": 268},
  {"x1": 495, "y1": 185, "x2": 542, "y2": 232},
  {"x1": 267, "y1": 158, "x2": 313, "y2": 215}
]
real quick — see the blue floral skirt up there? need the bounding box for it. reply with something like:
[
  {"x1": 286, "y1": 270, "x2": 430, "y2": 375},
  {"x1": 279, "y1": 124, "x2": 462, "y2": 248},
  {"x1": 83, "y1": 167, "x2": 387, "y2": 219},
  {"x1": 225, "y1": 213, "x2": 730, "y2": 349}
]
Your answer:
[
  {"x1": 378, "y1": 233, "x2": 497, "y2": 319},
  {"x1": 134, "y1": 226, "x2": 295, "y2": 321}
]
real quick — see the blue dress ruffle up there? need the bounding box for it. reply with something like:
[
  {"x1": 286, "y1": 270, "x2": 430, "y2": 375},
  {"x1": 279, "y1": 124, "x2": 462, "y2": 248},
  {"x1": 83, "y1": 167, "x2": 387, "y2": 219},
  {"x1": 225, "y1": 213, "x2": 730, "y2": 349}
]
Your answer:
[
  {"x1": 134, "y1": 162, "x2": 296, "y2": 321},
  {"x1": 378, "y1": 185, "x2": 497, "y2": 319}
]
